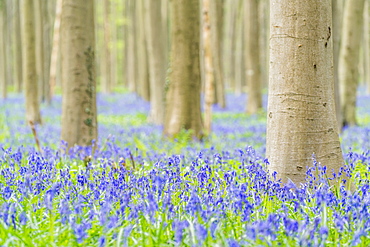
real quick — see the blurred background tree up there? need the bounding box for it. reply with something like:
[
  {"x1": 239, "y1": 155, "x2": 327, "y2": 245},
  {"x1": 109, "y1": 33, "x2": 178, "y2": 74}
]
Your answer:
[{"x1": 0, "y1": 0, "x2": 369, "y2": 158}]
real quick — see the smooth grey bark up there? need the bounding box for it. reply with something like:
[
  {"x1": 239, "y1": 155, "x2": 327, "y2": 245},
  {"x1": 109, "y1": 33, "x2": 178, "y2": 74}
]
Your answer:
[
  {"x1": 266, "y1": 0, "x2": 344, "y2": 185},
  {"x1": 61, "y1": 0, "x2": 97, "y2": 148},
  {"x1": 245, "y1": 0, "x2": 262, "y2": 114},
  {"x1": 338, "y1": 0, "x2": 365, "y2": 127},
  {"x1": 144, "y1": 0, "x2": 166, "y2": 125},
  {"x1": 22, "y1": 0, "x2": 42, "y2": 124},
  {"x1": 164, "y1": 0, "x2": 203, "y2": 139},
  {"x1": 13, "y1": 0, "x2": 23, "y2": 93},
  {"x1": 332, "y1": 0, "x2": 343, "y2": 131}
]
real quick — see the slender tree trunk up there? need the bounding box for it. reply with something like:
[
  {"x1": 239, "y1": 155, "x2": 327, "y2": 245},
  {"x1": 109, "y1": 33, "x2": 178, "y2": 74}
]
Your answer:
[
  {"x1": 164, "y1": 0, "x2": 203, "y2": 139},
  {"x1": 0, "y1": 4, "x2": 6, "y2": 99},
  {"x1": 332, "y1": 0, "x2": 343, "y2": 131},
  {"x1": 22, "y1": 0, "x2": 42, "y2": 124},
  {"x1": 5, "y1": 1, "x2": 12, "y2": 91},
  {"x1": 364, "y1": 1, "x2": 370, "y2": 95},
  {"x1": 102, "y1": 0, "x2": 111, "y2": 93},
  {"x1": 234, "y1": 0, "x2": 244, "y2": 95},
  {"x1": 34, "y1": 0, "x2": 45, "y2": 102},
  {"x1": 49, "y1": 0, "x2": 62, "y2": 101},
  {"x1": 202, "y1": 0, "x2": 214, "y2": 134},
  {"x1": 259, "y1": 0, "x2": 270, "y2": 89},
  {"x1": 61, "y1": 0, "x2": 97, "y2": 148},
  {"x1": 42, "y1": 0, "x2": 52, "y2": 103},
  {"x1": 13, "y1": 0, "x2": 23, "y2": 93},
  {"x1": 135, "y1": 0, "x2": 150, "y2": 101},
  {"x1": 110, "y1": 0, "x2": 117, "y2": 89},
  {"x1": 266, "y1": 0, "x2": 344, "y2": 185},
  {"x1": 126, "y1": 0, "x2": 136, "y2": 92},
  {"x1": 245, "y1": 0, "x2": 262, "y2": 114},
  {"x1": 144, "y1": 0, "x2": 166, "y2": 125},
  {"x1": 339, "y1": 0, "x2": 365, "y2": 127},
  {"x1": 223, "y1": 0, "x2": 237, "y2": 91},
  {"x1": 210, "y1": 0, "x2": 226, "y2": 108}
]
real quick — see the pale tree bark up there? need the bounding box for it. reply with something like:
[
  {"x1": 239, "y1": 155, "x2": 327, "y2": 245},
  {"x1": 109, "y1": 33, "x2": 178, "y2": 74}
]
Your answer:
[
  {"x1": 102, "y1": 0, "x2": 111, "y2": 93},
  {"x1": 144, "y1": 0, "x2": 166, "y2": 125},
  {"x1": 22, "y1": 0, "x2": 42, "y2": 124},
  {"x1": 202, "y1": 0, "x2": 214, "y2": 134},
  {"x1": 135, "y1": 0, "x2": 150, "y2": 101},
  {"x1": 126, "y1": 0, "x2": 136, "y2": 92},
  {"x1": 61, "y1": 0, "x2": 97, "y2": 148},
  {"x1": 234, "y1": 0, "x2": 244, "y2": 95},
  {"x1": 245, "y1": 0, "x2": 262, "y2": 114},
  {"x1": 266, "y1": 0, "x2": 344, "y2": 185},
  {"x1": 41, "y1": 0, "x2": 52, "y2": 103},
  {"x1": 13, "y1": 0, "x2": 23, "y2": 93},
  {"x1": 339, "y1": 0, "x2": 365, "y2": 127},
  {"x1": 364, "y1": 1, "x2": 370, "y2": 95},
  {"x1": 210, "y1": 0, "x2": 226, "y2": 108},
  {"x1": 110, "y1": 0, "x2": 117, "y2": 88},
  {"x1": 164, "y1": 0, "x2": 203, "y2": 139},
  {"x1": 34, "y1": 0, "x2": 45, "y2": 102},
  {"x1": 223, "y1": 0, "x2": 237, "y2": 91},
  {"x1": 332, "y1": 0, "x2": 343, "y2": 131},
  {"x1": 5, "y1": 0, "x2": 12, "y2": 90},
  {"x1": 259, "y1": 0, "x2": 270, "y2": 88},
  {"x1": 0, "y1": 3, "x2": 6, "y2": 99},
  {"x1": 49, "y1": 0, "x2": 62, "y2": 101}
]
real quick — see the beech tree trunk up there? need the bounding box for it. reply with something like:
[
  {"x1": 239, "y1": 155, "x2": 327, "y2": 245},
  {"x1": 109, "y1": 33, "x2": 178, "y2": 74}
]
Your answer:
[
  {"x1": 0, "y1": 3, "x2": 6, "y2": 99},
  {"x1": 365, "y1": 1, "x2": 370, "y2": 95},
  {"x1": 22, "y1": 0, "x2": 42, "y2": 124},
  {"x1": 102, "y1": 0, "x2": 111, "y2": 93},
  {"x1": 61, "y1": 0, "x2": 97, "y2": 148},
  {"x1": 164, "y1": 0, "x2": 203, "y2": 139},
  {"x1": 144, "y1": 0, "x2": 166, "y2": 125},
  {"x1": 13, "y1": 0, "x2": 23, "y2": 93},
  {"x1": 332, "y1": 0, "x2": 343, "y2": 131},
  {"x1": 135, "y1": 0, "x2": 150, "y2": 101},
  {"x1": 266, "y1": 0, "x2": 344, "y2": 185},
  {"x1": 34, "y1": 0, "x2": 45, "y2": 102},
  {"x1": 49, "y1": 0, "x2": 62, "y2": 101},
  {"x1": 339, "y1": 0, "x2": 365, "y2": 127},
  {"x1": 245, "y1": 0, "x2": 262, "y2": 114},
  {"x1": 126, "y1": 0, "x2": 136, "y2": 92},
  {"x1": 202, "y1": 0, "x2": 214, "y2": 134},
  {"x1": 210, "y1": 0, "x2": 226, "y2": 108}
]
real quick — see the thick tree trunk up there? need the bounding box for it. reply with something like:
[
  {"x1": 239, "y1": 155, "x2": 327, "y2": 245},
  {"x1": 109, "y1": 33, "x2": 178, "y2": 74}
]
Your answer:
[
  {"x1": 202, "y1": 0, "x2": 214, "y2": 134},
  {"x1": 144, "y1": 0, "x2": 166, "y2": 125},
  {"x1": 339, "y1": 0, "x2": 365, "y2": 127},
  {"x1": 245, "y1": 0, "x2": 262, "y2": 114},
  {"x1": 266, "y1": 0, "x2": 344, "y2": 185},
  {"x1": 22, "y1": 0, "x2": 42, "y2": 124},
  {"x1": 164, "y1": 0, "x2": 203, "y2": 139},
  {"x1": 13, "y1": 0, "x2": 23, "y2": 93},
  {"x1": 61, "y1": 0, "x2": 97, "y2": 148}
]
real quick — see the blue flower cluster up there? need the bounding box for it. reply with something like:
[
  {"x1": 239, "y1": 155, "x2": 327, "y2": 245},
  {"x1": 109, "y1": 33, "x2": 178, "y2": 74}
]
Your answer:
[{"x1": 0, "y1": 92, "x2": 369, "y2": 246}]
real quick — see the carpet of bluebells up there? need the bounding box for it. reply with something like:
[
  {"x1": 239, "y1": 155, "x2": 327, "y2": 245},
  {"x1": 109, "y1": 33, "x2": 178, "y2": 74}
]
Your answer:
[{"x1": 1, "y1": 92, "x2": 370, "y2": 246}]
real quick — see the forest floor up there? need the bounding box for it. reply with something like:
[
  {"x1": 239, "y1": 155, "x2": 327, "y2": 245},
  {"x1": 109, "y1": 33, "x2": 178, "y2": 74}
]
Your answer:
[{"x1": 0, "y1": 92, "x2": 369, "y2": 246}]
